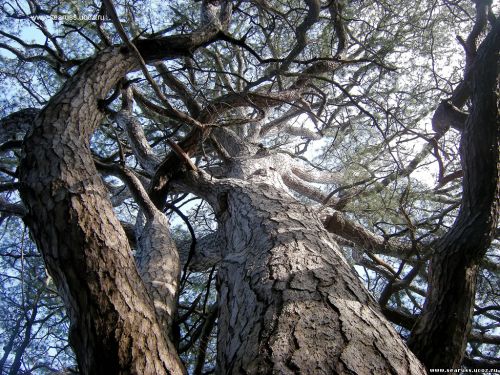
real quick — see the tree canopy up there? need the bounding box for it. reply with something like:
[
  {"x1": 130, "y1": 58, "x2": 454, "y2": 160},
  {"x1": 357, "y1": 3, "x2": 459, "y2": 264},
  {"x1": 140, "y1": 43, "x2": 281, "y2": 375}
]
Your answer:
[{"x1": 0, "y1": 0, "x2": 498, "y2": 373}]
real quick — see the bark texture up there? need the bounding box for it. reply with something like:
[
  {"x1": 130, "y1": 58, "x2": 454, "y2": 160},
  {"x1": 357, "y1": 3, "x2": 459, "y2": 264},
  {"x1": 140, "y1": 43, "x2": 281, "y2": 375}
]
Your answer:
[
  {"x1": 177, "y1": 168, "x2": 426, "y2": 374},
  {"x1": 408, "y1": 20, "x2": 500, "y2": 370},
  {"x1": 17, "y1": 5, "x2": 227, "y2": 371},
  {"x1": 135, "y1": 210, "x2": 180, "y2": 337},
  {"x1": 222, "y1": 179, "x2": 423, "y2": 374},
  {"x1": 117, "y1": 167, "x2": 181, "y2": 338},
  {"x1": 19, "y1": 48, "x2": 185, "y2": 375}
]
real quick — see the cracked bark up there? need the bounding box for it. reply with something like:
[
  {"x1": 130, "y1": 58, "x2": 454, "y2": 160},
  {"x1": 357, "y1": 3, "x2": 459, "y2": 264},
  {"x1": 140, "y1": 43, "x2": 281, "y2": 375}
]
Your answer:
[
  {"x1": 176, "y1": 165, "x2": 426, "y2": 375},
  {"x1": 107, "y1": 165, "x2": 181, "y2": 338},
  {"x1": 19, "y1": 48, "x2": 185, "y2": 375},
  {"x1": 190, "y1": 128, "x2": 422, "y2": 373},
  {"x1": 167, "y1": 106, "x2": 427, "y2": 372},
  {"x1": 17, "y1": 5, "x2": 227, "y2": 372}
]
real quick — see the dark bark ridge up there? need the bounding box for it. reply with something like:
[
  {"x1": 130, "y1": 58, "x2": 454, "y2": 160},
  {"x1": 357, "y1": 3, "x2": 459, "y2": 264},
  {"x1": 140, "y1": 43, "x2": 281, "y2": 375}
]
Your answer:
[
  {"x1": 18, "y1": 19, "x2": 226, "y2": 374},
  {"x1": 408, "y1": 20, "x2": 500, "y2": 369},
  {"x1": 19, "y1": 48, "x2": 186, "y2": 375}
]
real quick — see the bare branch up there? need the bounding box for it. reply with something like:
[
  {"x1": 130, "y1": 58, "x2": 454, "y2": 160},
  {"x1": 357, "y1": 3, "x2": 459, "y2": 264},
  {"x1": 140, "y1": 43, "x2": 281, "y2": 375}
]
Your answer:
[
  {"x1": 291, "y1": 165, "x2": 341, "y2": 184},
  {"x1": 0, "y1": 108, "x2": 38, "y2": 144},
  {"x1": 115, "y1": 87, "x2": 161, "y2": 175}
]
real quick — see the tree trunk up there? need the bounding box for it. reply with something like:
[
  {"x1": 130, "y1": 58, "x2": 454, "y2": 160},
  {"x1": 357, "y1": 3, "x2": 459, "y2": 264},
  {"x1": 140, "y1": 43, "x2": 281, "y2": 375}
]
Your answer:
[
  {"x1": 179, "y1": 170, "x2": 427, "y2": 374},
  {"x1": 19, "y1": 48, "x2": 185, "y2": 375},
  {"x1": 17, "y1": 10, "x2": 227, "y2": 371},
  {"x1": 407, "y1": 20, "x2": 500, "y2": 370}
]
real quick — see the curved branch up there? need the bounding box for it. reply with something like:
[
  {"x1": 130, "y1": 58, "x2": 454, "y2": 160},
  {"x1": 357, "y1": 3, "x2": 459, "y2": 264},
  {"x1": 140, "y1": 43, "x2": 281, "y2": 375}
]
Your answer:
[
  {"x1": 282, "y1": 172, "x2": 331, "y2": 203},
  {"x1": 280, "y1": 0, "x2": 320, "y2": 71},
  {"x1": 408, "y1": 19, "x2": 500, "y2": 369},
  {"x1": 0, "y1": 108, "x2": 39, "y2": 144},
  {"x1": 116, "y1": 88, "x2": 161, "y2": 175},
  {"x1": 291, "y1": 165, "x2": 341, "y2": 184},
  {"x1": 323, "y1": 210, "x2": 413, "y2": 255},
  {"x1": 17, "y1": 8, "x2": 230, "y2": 371}
]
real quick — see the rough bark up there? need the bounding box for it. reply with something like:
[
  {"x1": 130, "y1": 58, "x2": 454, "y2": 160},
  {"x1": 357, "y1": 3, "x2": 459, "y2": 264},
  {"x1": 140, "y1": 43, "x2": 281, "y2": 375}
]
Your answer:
[
  {"x1": 17, "y1": 6, "x2": 228, "y2": 372},
  {"x1": 10, "y1": 2, "x2": 495, "y2": 373},
  {"x1": 136, "y1": 210, "x2": 180, "y2": 337},
  {"x1": 219, "y1": 184, "x2": 423, "y2": 374},
  {"x1": 112, "y1": 90, "x2": 176, "y2": 319},
  {"x1": 99, "y1": 164, "x2": 181, "y2": 338},
  {"x1": 176, "y1": 168, "x2": 426, "y2": 374},
  {"x1": 174, "y1": 124, "x2": 426, "y2": 374},
  {"x1": 19, "y1": 48, "x2": 185, "y2": 375},
  {"x1": 408, "y1": 20, "x2": 500, "y2": 370}
]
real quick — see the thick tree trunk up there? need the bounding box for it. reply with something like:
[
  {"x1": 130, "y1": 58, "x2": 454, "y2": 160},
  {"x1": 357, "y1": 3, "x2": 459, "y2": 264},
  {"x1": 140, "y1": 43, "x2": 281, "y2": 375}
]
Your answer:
[
  {"x1": 408, "y1": 20, "x2": 499, "y2": 370},
  {"x1": 217, "y1": 181, "x2": 425, "y2": 374},
  {"x1": 19, "y1": 48, "x2": 185, "y2": 375},
  {"x1": 180, "y1": 171, "x2": 426, "y2": 374},
  {"x1": 16, "y1": 8, "x2": 226, "y2": 370}
]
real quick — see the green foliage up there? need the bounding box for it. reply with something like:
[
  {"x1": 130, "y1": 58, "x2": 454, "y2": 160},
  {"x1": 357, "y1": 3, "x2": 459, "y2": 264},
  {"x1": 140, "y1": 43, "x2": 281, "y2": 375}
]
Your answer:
[
  {"x1": 0, "y1": 218, "x2": 76, "y2": 374},
  {"x1": 0, "y1": 0, "x2": 498, "y2": 371}
]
